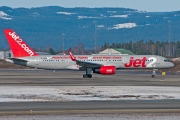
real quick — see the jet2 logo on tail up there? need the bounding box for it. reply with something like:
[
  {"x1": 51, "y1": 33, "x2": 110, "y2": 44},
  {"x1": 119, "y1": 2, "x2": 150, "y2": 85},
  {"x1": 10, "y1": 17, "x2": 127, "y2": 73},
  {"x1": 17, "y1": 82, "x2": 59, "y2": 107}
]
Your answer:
[
  {"x1": 124, "y1": 57, "x2": 146, "y2": 68},
  {"x1": 8, "y1": 32, "x2": 35, "y2": 56}
]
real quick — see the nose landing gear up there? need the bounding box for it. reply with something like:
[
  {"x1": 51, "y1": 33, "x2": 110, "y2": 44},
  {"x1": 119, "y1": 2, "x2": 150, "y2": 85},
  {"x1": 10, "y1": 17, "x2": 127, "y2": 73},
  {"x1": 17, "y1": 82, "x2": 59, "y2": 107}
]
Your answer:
[{"x1": 152, "y1": 69, "x2": 157, "y2": 78}]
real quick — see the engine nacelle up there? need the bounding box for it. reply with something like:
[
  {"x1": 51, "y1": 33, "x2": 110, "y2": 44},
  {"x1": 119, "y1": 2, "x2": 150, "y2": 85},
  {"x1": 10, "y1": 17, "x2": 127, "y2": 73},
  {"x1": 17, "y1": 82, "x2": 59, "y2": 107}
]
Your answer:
[{"x1": 93, "y1": 66, "x2": 116, "y2": 75}]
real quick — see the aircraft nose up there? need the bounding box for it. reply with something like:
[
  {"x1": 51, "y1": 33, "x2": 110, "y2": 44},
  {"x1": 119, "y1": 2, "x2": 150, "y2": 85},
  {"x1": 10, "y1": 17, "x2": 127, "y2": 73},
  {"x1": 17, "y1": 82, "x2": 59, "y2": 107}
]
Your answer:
[{"x1": 171, "y1": 62, "x2": 175, "y2": 68}]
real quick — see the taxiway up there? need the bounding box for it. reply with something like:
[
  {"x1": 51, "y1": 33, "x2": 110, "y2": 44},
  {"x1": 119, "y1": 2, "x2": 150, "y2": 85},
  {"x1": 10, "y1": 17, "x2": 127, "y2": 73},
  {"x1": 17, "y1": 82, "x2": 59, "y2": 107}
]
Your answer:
[{"x1": 0, "y1": 69, "x2": 179, "y2": 86}]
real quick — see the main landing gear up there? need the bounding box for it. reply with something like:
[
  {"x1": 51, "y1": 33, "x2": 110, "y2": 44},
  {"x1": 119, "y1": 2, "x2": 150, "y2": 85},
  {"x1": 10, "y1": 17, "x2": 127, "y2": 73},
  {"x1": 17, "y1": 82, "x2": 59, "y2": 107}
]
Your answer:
[
  {"x1": 83, "y1": 74, "x2": 92, "y2": 78},
  {"x1": 83, "y1": 68, "x2": 92, "y2": 78},
  {"x1": 152, "y1": 69, "x2": 157, "y2": 78}
]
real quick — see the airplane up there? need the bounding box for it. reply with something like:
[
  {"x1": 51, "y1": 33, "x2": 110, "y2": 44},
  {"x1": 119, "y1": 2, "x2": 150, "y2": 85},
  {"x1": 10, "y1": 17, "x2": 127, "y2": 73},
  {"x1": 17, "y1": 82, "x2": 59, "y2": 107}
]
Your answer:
[{"x1": 4, "y1": 29, "x2": 174, "y2": 78}]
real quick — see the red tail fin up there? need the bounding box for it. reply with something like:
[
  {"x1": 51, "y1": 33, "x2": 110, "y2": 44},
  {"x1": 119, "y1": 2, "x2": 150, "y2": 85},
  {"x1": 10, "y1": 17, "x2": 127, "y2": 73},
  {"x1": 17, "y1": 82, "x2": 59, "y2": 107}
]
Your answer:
[{"x1": 4, "y1": 29, "x2": 38, "y2": 57}]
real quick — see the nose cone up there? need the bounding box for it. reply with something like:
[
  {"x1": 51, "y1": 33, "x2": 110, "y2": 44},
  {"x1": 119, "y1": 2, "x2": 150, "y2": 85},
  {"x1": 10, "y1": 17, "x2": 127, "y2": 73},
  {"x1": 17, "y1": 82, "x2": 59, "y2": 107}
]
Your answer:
[{"x1": 170, "y1": 62, "x2": 175, "y2": 68}]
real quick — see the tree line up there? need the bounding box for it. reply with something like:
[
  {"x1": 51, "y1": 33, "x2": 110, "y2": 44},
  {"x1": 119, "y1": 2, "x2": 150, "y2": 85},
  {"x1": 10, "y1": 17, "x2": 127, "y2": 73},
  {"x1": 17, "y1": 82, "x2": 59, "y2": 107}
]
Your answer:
[
  {"x1": 101, "y1": 40, "x2": 180, "y2": 57},
  {"x1": 44, "y1": 40, "x2": 180, "y2": 57}
]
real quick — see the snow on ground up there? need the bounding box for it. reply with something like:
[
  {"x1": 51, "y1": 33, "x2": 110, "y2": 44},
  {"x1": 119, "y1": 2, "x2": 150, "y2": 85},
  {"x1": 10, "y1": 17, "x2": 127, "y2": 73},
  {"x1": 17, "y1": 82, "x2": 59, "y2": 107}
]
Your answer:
[
  {"x1": 30, "y1": 12, "x2": 40, "y2": 17},
  {"x1": 0, "y1": 11, "x2": 12, "y2": 20},
  {"x1": 56, "y1": 12, "x2": 76, "y2": 15},
  {"x1": 110, "y1": 15, "x2": 128, "y2": 18},
  {"x1": 109, "y1": 23, "x2": 137, "y2": 29},
  {"x1": 78, "y1": 16, "x2": 102, "y2": 19},
  {"x1": 0, "y1": 86, "x2": 180, "y2": 102},
  {"x1": 107, "y1": 11, "x2": 117, "y2": 13},
  {"x1": 97, "y1": 25, "x2": 104, "y2": 28}
]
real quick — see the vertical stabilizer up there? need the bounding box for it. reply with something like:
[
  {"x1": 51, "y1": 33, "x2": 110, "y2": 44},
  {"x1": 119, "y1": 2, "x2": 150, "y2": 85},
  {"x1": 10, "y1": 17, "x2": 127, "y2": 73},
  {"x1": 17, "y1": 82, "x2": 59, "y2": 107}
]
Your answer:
[{"x1": 4, "y1": 29, "x2": 38, "y2": 57}]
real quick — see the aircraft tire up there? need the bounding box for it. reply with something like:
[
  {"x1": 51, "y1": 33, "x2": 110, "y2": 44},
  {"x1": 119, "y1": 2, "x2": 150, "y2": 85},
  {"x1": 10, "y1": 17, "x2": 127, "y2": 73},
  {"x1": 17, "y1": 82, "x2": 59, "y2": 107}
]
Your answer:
[
  {"x1": 83, "y1": 74, "x2": 92, "y2": 78},
  {"x1": 83, "y1": 74, "x2": 87, "y2": 78},
  {"x1": 87, "y1": 74, "x2": 92, "y2": 78},
  {"x1": 151, "y1": 75, "x2": 155, "y2": 78}
]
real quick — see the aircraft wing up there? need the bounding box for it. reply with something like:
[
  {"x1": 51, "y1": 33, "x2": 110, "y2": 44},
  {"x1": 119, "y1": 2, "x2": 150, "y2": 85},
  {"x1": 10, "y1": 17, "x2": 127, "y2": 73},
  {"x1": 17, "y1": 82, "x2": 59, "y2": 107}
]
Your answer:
[
  {"x1": 68, "y1": 51, "x2": 102, "y2": 68},
  {"x1": 76, "y1": 60, "x2": 102, "y2": 68}
]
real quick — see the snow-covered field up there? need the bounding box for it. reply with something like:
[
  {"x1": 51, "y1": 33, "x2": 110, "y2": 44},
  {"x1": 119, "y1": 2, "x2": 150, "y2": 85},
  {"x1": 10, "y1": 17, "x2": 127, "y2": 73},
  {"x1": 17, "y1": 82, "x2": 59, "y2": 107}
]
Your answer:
[
  {"x1": 0, "y1": 86, "x2": 180, "y2": 102},
  {"x1": 109, "y1": 23, "x2": 137, "y2": 29},
  {"x1": 0, "y1": 11, "x2": 12, "y2": 20}
]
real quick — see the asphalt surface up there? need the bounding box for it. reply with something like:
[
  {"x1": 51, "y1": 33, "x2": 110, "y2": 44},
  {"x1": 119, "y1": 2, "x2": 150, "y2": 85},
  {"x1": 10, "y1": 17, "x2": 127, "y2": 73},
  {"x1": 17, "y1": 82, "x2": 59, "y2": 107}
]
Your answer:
[
  {"x1": 0, "y1": 100, "x2": 180, "y2": 114},
  {"x1": 0, "y1": 69, "x2": 179, "y2": 86},
  {"x1": 0, "y1": 69, "x2": 179, "y2": 114}
]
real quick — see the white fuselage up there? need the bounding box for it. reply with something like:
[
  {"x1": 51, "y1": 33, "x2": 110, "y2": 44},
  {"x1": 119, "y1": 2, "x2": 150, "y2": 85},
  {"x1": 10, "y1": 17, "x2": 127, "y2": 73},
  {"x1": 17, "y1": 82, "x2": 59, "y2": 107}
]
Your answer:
[{"x1": 13, "y1": 54, "x2": 174, "y2": 70}]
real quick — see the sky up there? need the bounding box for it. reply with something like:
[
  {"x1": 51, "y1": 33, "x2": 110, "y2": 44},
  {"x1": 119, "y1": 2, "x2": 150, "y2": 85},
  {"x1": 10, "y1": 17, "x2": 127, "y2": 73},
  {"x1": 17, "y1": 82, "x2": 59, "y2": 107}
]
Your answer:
[{"x1": 1, "y1": 0, "x2": 180, "y2": 12}]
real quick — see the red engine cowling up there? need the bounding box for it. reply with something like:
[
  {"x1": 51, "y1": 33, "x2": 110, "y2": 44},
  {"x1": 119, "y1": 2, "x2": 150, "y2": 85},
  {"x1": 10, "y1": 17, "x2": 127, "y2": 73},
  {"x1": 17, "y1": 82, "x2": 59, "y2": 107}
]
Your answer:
[{"x1": 93, "y1": 66, "x2": 116, "y2": 75}]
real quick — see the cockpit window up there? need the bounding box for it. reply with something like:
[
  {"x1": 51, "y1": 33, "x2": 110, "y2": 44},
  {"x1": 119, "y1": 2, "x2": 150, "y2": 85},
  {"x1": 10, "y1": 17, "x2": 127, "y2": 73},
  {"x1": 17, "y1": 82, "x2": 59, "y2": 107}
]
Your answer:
[{"x1": 164, "y1": 59, "x2": 171, "y2": 62}]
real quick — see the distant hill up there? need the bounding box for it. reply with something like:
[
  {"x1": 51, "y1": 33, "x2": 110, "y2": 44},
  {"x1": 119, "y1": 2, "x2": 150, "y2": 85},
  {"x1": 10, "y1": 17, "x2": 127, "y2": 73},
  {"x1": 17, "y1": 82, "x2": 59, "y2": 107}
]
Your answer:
[{"x1": 0, "y1": 6, "x2": 180, "y2": 50}]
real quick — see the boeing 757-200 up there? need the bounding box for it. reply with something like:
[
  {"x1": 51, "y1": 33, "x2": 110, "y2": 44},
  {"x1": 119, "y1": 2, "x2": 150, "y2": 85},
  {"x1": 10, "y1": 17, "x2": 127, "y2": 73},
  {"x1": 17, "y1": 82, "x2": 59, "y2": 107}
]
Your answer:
[{"x1": 4, "y1": 29, "x2": 174, "y2": 78}]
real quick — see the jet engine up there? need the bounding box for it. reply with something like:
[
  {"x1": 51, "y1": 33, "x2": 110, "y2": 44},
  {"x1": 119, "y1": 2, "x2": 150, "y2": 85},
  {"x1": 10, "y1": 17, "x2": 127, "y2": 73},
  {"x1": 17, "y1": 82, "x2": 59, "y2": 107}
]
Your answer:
[{"x1": 93, "y1": 66, "x2": 116, "y2": 75}]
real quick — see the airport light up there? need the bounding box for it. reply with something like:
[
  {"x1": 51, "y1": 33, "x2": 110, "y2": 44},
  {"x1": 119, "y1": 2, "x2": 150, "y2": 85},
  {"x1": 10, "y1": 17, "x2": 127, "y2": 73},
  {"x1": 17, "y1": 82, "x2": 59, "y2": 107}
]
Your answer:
[
  {"x1": 94, "y1": 21, "x2": 97, "y2": 53},
  {"x1": 62, "y1": 33, "x2": 65, "y2": 52},
  {"x1": 168, "y1": 21, "x2": 171, "y2": 57}
]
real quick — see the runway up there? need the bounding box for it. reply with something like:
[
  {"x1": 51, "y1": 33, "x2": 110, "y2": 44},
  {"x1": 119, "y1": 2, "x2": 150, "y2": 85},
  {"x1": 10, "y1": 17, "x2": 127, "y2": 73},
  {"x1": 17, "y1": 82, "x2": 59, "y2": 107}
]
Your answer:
[
  {"x1": 0, "y1": 69, "x2": 179, "y2": 86},
  {"x1": 0, "y1": 100, "x2": 180, "y2": 114},
  {"x1": 0, "y1": 69, "x2": 179, "y2": 115}
]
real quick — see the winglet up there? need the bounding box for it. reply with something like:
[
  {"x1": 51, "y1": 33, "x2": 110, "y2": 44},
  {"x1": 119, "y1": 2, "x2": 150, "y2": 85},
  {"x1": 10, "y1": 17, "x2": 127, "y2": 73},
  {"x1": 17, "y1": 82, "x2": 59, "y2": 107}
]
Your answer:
[
  {"x1": 68, "y1": 51, "x2": 76, "y2": 61},
  {"x1": 4, "y1": 29, "x2": 39, "y2": 57}
]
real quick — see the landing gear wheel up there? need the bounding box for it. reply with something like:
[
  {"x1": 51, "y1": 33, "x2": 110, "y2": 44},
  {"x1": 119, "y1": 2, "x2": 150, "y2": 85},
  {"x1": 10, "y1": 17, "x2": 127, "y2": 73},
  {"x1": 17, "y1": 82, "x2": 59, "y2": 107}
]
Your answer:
[
  {"x1": 83, "y1": 74, "x2": 92, "y2": 78},
  {"x1": 83, "y1": 74, "x2": 87, "y2": 78},
  {"x1": 151, "y1": 75, "x2": 155, "y2": 78},
  {"x1": 87, "y1": 74, "x2": 92, "y2": 78},
  {"x1": 83, "y1": 68, "x2": 92, "y2": 78},
  {"x1": 151, "y1": 69, "x2": 157, "y2": 78}
]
